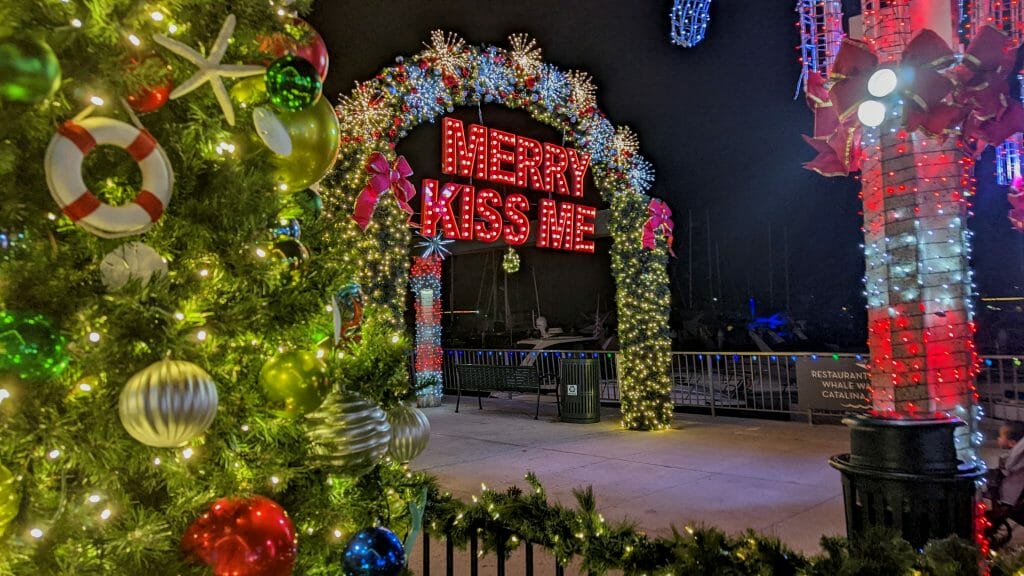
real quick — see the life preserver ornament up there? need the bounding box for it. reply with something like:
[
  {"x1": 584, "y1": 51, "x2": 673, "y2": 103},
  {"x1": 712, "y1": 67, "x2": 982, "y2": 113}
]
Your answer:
[{"x1": 45, "y1": 117, "x2": 174, "y2": 238}]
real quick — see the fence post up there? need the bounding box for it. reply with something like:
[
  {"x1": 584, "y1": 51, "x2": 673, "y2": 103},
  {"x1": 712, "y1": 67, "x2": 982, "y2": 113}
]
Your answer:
[{"x1": 705, "y1": 354, "x2": 716, "y2": 417}]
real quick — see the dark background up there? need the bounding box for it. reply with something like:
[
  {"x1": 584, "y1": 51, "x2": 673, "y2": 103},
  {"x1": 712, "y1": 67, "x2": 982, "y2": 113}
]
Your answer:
[{"x1": 309, "y1": 0, "x2": 1024, "y2": 352}]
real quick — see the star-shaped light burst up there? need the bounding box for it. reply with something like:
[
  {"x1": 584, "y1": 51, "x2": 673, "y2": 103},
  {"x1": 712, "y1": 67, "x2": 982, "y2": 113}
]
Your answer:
[
  {"x1": 416, "y1": 232, "x2": 454, "y2": 260},
  {"x1": 154, "y1": 14, "x2": 264, "y2": 126},
  {"x1": 566, "y1": 70, "x2": 597, "y2": 114},
  {"x1": 422, "y1": 30, "x2": 469, "y2": 76},
  {"x1": 508, "y1": 33, "x2": 542, "y2": 76}
]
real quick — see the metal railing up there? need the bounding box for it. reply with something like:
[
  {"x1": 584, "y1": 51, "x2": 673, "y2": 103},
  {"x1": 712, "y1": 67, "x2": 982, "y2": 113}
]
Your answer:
[
  {"x1": 442, "y1": 349, "x2": 1024, "y2": 421},
  {"x1": 418, "y1": 532, "x2": 590, "y2": 576}
]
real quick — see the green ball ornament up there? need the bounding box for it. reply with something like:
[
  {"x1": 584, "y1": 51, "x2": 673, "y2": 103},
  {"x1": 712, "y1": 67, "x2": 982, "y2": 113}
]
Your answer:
[
  {"x1": 265, "y1": 55, "x2": 322, "y2": 112},
  {"x1": 229, "y1": 76, "x2": 269, "y2": 111},
  {"x1": 259, "y1": 350, "x2": 328, "y2": 417},
  {"x1": 0, "y1": 464, "x2": 18, "y2": 537},
  {"x1": 0, "y1": 311, "x2": 68, "y2": 380},
  {"x1": 0, "y1": 35, "x2": 61, "y2": 104},
  {"x1": 297, "y1": 188, "x2": 323, "y2": 221},
  {"x1": 271, "y1": 96, "x2": 340, "y2": 192}
]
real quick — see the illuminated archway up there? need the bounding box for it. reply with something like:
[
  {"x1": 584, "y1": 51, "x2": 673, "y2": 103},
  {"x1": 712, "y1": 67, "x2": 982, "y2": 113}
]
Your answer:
[{"x1": 324, "y1": 32, "x2": 673, "y2": 430}]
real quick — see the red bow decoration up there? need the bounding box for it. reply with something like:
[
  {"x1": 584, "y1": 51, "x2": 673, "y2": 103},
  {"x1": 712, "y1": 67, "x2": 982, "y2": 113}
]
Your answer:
[
  {"x1": 802, "y1": 26, "x2": 1024, "y2": 176},
  {"x1": 802, "y1": 71, "x2": 863, "y2": 176},
  {"x1": 954, "y1": 27, "x2": 1024, "y2": 148},
  {"x1": 642, "y1": 199, "x2": 676, "y2": 257},
  {"x1": 352, "y1": 152, "x2": 417, "y2": 230},
  {"x1": 1008, "y1": 177, "x2": 1024, "y2": 232}
]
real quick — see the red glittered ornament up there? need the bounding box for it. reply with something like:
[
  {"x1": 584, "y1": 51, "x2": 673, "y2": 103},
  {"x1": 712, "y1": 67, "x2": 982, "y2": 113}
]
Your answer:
[
  {"x1": 125, "y1": 55, "x2": 173, "y2": 114},
  {"x1": 182, "y1": 495, "x2": 297, "y2": 576},
  {"x1": 259, "y1": 18, "x2": 329, "y2": 81}
]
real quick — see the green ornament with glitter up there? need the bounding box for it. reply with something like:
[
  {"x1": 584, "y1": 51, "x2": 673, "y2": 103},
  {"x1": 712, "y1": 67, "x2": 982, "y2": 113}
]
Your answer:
[{"x1": 0, "y1": 311, "x2": 69, "y2": 380}]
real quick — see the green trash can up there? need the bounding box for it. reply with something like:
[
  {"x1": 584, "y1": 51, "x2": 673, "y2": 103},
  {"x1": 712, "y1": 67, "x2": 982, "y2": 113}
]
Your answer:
[{"x1": 559, "y1": 358, "x2": 600, "y2": 423}]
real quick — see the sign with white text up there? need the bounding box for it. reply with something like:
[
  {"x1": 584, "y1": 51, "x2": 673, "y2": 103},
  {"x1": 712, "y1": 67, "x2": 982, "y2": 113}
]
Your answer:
[{"x1": 795, "y1": 357, "x2": 871, "y2": 412}]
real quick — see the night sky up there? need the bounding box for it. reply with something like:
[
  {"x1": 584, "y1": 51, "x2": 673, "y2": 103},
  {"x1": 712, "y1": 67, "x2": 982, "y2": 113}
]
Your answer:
[{"x1": 309, "y1": 1, "x2": 1023, "y2": 351}]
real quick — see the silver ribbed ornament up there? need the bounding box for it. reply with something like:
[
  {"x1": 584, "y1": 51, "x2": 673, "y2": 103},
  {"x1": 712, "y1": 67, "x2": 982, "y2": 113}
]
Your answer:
[
  {"x1": 118, "y1": 359, "x2": 219, "y2": 448},
  {"x1": 305, "y1": 389, "x2": 391, "y2": 476},
  {"x1": 386, "y1": 402, "x2": 430, "y2": 463}
]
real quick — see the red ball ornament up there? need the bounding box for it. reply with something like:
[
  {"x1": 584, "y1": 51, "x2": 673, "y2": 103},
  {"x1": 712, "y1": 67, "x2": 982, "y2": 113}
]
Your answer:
[
  {"x1": 125, "y1": 56, "x2": 173, "y2": 114},
  {"x1": 182, "y1": 495, "x2": 297, "y2": 576},
  {"x1": 259, "y1": 18, "x2": 329, "y2": 81}
]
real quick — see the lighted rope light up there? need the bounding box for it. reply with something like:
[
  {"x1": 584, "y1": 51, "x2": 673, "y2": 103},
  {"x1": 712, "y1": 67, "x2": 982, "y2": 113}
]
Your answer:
[
  {"x1": 670, "y1": 0, "x2": 711, "y2": 48},
  {"x1": 795, "y1": 0, "x2": 844, "y2": 94}
]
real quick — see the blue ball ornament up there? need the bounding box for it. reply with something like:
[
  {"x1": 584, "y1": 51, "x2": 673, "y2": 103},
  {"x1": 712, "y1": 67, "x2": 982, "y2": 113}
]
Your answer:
[{"x1": 342, "y1": 527, "x2": 405, "y2": 576}]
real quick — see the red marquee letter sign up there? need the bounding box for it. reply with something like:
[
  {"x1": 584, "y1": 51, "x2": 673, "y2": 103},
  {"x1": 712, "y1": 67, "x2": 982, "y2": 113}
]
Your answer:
[
  {"x1": 538, "y1": 198, "x2": 575, "y2": 251},
  {"x1": 442, "y1": 117, "x2": 488, "y2": 181},
  {"x1": 573, "y1": 205, "x2": 596, "y2": 253},
  {"x1": 542, "y1": 143, "x2": 570, "y2": 196},
  {"x1": 515, "y1": 136, "x2": 544, "y2": 190},
  {"x1": 503, "y1": 193, "x2": 531, "y2": 245},
  {"x1": 487, "y1": 129, "x2": 517, "y2": 186},
  {"x1": 566, "y1": 149, "x2": 591, "y2": 198},
  {"x1": 474, "y1": 189, "x2": 504, "y2": 242}
]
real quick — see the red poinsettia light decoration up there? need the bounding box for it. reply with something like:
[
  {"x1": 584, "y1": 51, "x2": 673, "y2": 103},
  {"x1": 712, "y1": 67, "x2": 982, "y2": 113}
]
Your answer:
[{"x1": 802, "y1": 25, "x2": 1024, "y2": 176}]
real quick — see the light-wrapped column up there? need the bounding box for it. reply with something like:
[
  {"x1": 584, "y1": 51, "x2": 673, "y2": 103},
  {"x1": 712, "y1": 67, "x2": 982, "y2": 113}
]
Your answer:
[{"x1": 410, "y1": 256, "x2": 443, "y2": 407}]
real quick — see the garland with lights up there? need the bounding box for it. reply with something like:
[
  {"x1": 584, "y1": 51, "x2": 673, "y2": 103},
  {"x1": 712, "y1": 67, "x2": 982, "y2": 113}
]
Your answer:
[
  {"x1": 420, "y1": 472, "x2": 1012, "y2": 575},
  {"x1": 325, "y1": 31, "x2": 674, "y2": 430}
]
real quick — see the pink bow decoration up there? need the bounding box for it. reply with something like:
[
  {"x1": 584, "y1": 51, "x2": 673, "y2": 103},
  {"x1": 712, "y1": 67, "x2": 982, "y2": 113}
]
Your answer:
[
  {"x1": 642, "y1": 199, "x2": 676, "y2": 257},
  {"x1": 1008, "y1": 177, "x2": 1024, "y2": 232},
  {"x1": 352, "y1": 152, "x2": 417, "y2": 230}
]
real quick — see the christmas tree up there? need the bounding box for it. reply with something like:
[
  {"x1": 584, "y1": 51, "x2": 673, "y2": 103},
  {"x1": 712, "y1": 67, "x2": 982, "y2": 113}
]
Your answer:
[{"x1": 0, "y1": 1, "x2": 432, "y2": 573}]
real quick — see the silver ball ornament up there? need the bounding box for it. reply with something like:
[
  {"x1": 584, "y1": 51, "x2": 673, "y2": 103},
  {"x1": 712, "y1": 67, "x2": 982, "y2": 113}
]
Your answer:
[
  {"x1": 305, "y1": 389, "x2": 390, "y2": 476},
  {"x1": 386, "y1": 402, "x2": 430, "y2": 463},
  {"x1": 118, "y1": 360, "x2": 219, "y2": 447}
]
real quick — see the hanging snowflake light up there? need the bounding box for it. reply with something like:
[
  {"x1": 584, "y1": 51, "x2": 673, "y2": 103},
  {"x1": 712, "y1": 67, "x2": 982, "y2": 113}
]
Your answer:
[
  {"x1": 670, "y1": 0, "x2": 712, "y2": 48},
  {"x1": 502, "y1": 247, "x2": 520, "y2": 274}
]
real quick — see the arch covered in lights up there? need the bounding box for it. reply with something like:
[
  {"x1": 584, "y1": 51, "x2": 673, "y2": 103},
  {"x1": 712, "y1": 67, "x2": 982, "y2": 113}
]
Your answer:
[{"x1": 326, "y1": 31, "x2": 674, "y2": 430}]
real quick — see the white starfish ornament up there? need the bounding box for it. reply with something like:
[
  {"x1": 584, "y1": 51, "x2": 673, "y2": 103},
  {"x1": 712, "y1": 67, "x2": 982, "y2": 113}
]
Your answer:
[{"x1": 154, "y1": 14, "x2": 264, "y2": 126}]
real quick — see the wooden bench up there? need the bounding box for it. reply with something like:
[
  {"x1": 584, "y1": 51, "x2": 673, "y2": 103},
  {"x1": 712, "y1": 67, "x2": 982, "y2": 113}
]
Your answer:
[{"x1": 454, "y1": 364, "x2": 560, "y2": 420}]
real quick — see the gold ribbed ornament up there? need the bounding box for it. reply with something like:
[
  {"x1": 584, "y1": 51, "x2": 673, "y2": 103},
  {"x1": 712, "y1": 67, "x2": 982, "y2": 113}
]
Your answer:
[
  {"x1": 386, "y1": 402, "x2": 430, "y2": 463},
  {"x1": 304, "y1": 389, "x2": 391, "y2": 476},
  {"x1": 118, "y1": 359, "x2": 219, "y2": 448}
]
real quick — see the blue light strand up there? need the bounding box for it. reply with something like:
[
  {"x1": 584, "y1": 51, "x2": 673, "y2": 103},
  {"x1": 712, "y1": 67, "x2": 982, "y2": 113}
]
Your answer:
[{"x1": 670, "y1": 0, "x2": 712, "y2": 48}]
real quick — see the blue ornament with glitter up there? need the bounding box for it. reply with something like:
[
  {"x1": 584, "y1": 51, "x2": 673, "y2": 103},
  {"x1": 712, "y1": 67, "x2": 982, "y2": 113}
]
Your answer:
[
  {"x1": 342, "y1": 527, "x2": 405, "y2": 576},
  {"x1": 670, "y1": 0, "x2": 711, "y2": 48}
]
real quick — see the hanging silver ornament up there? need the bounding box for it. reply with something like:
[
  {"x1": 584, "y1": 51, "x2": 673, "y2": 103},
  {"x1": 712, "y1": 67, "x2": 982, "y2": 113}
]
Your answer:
[
  {"x1": 305, "y1": 389, "x2": 391, "y2": 476},
  {"x1": 386, "y1": 402, "x2": 430, "y2": 463},
  {"x1": 118, "y1": 359, "x2": 219, "y2": 447},
  {"x1": 100, "y1": 242, "x2": 168, "y2": 291}
]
